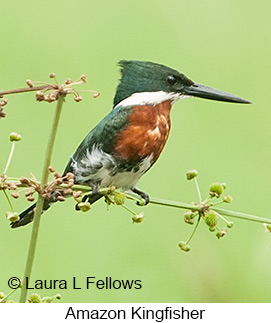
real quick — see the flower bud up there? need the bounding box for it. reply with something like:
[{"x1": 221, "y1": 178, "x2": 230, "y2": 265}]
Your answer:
[
  {"x1": 26, "y1": 79, "x2": 34, "y2": 88},
  {"x1": 11, "y1": 192, "x2": 19, "y2": 199},
  {"x1": 27, "y1": 195, "x2": 35, "y2": 202},
  {"x1": 114, "y1": 193, "x2": 126, "y2": 205},
  {"x1": 205, "y1": 210, "x2": 219, "y2": 228},
  {"x1": 57, "y1": 195, "x2": 66, "y2": 202},
  {"x1": 63, "y1": 188, "x2": 73, "y2": 196},
  {"x1": 264, "y1": 223, "x2": 271, "y2": 233},
  {"x1": 49, "y1": 73, "x2": 56, "y2": 78},
  {"x1": 78, "y1": 201, "x2": 91, "y2": 212},
  {"x1": 48, "y1": 166, "x2": 55, "y2": 173},
  {"x1": 132, "y1": 212, "x2": 144, "y2": 223},
  {"x1": 184, "y1": 211, "x2": 195, "y2": 225},
  {"x1": 41, "y1": 296, "x2": 52, "y2": 303},
  {"x1": 73, "y1": 190, "x2": 82, "y2": 201},
  {"x1": 74, "y1": 95, "x2": 83, "y2": 102},
  {"x1": 55, "y1": 294, "x2": 61, "y2": 300},
  {"x1": 227, "y1": 221, "x2": 234, "y2": 228},
  {"x1": 9, "y1": 132, "x2": 22, "y2": 142},
  {"x1": 209, "y1": 182, "x2": 223, "y2": 198},
  {"x1": 0, "y1": 98, "x2": 8, "y2": 106},
  {"x1": 0, "y1": 292, "x2": 6, "y2": 301},
  {"x1": 65, "y1": 78, "x2": 72, "y2": 85},
  {"x1": 0, "y1": 109, "x2": 6, "y2": 118},
  {"x1": 216, "y1": 229, "x2": 227, "y2": 239},
  {"x1": 20, "y1": 176, "x2": 30, "y2": 185},
  {"x1": 178, "y1": 242, "x2": 191, "y2": 252},
  {"x1": 186, "y1": 169, "x2": 198, "y2": 180},
  {"x1": 80, "y1": 74, "x2": 87, "y2": 83},
  {"x1": 223, "y1": 194, "x2": 233, "y2": 203},
  {"x1": 6, "y1": 211, "x2": 20, "y2": 222},
  {"x1": 28, "y1": 293, "x2": 41, "y2": 303},
  {"x1": 36, "y1": 91, "x2": 45, "y2": 101}
]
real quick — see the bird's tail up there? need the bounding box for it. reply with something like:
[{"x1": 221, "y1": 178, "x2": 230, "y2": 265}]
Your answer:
[
  {"x1": 11, "y1": 198, "x2": 54, "y2": 229},
  {"x1": 11, "y1": 192, "x2": 103, "y2": 228},
  {"x1": 88, "y1": 192, "x2": 103, "y2": 204}
]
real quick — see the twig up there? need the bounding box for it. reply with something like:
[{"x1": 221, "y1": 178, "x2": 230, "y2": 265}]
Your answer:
[{"x1": 0, "y1": 85, "x2": 57, "y2": 97}]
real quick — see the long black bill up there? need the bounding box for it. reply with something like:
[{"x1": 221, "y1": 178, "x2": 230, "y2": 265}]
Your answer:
[{"x1": 183, "y1": 82, "x2": 251, "y2": 104}]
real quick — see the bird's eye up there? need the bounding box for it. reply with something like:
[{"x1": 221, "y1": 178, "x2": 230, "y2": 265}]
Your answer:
[{"x1": 167, "y1": 75, "x2": 177, "y2": 85}]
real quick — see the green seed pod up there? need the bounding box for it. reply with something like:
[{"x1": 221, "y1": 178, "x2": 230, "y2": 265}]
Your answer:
[
  {"x1": 264, "y1": 223, "x2": 271, "y2": 232},
  {"x1": 209, "y1": 183, "x2": 223, "y2": 198},
  {"x1": 114, "y1": 193, "x2": 126, "y2": 205},
  {"x1": 205, "y1": 210, "x2": 219, "y2": 228},
  {"x1": 78, "y1": 201, "x2": 91, "y2": 212},
  {"x1": 178, "y1": 242, "x2": 191, "y2": 252},
  {"x1": 223, "y1": 194, "x2": 233, "y2": 203},
  {"x1": 137, "y1": 199, "x2": 146, "y2": 206},
  {"x1": 184, "y1": 211, "x2": 195, "y2": 225},
  {"x1": 186, "y1": 169, "x2": 198, "y2": 180},
  {"x1": 209, "y1": 227, "x2": 216, "y2": 232},
  {"x1": 132, "y1": 212, "x2": 144, "y2": 223},
  {"x1": 9, "y1": 132, "x2": 22, "y2": 142},
  {"x1": 227, "y1": 221, "x2": 234, "y2": 228},
  {"x1": 5, "y1": 211, "x2": 20, "y2": 222},
  {"x1": 28, "y1": 293, "x2": 41, "y2": 303},
  {"x1": 0, "y1": 292, "x2": 6, "y2": 301}
]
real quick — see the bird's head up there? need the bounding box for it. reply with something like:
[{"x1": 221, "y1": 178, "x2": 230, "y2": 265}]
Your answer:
[{"x1": 113, "y1": 60, "x2": 251, "y2": 108}]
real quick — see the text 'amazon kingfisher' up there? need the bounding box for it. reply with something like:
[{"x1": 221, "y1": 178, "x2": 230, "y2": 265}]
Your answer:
[{"x1": 12, "y1": 60, "x2": 251, "y2": 228}]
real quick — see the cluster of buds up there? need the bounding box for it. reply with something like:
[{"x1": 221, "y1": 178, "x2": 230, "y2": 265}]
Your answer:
[
  {"x1": 0, "y1": 174, "x2": 17, "y2": 192},
  {"x1": 28, "y1": 293, "x2": 61, "y2": 303},
  {"x1": 3, "y1": 167, "x2": 76, "y2": 205},
  {"x1": 24, "y1": 73, "x2": 100, "y2": 103},
  {"x1": 0, "y1": 98, "x2": 7, "y2": 119},
  {"x1": 44, "y1": 168, "x2": 76, "y2": 202},
  {"x1": 179, "y1": 170, "x2": 235, "y2": 252}
]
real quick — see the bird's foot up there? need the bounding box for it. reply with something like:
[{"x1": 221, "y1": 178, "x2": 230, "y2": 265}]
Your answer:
[{"x1": 132, "y1": 188, "x2": 150, "y2": 206}]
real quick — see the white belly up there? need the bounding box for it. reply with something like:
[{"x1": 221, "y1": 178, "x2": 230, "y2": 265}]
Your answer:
[{"x1": 71, "y1": 145, "x2": 153, "y2": 190}]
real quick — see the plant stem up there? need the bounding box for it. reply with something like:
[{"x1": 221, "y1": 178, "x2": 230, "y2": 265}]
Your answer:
[
  {"x1": 3, "y1": 190, "x2": 14, "y2": 212},
  {"x1": 194, "y1": 178, "x2": 202, "y2": 202},
  {"x1": 186, "y1": 215, "x2": 201, "y2": 244},
  {"x1": 211, "y1": 207, "x2": 271, "y2": 224},
  {"x1": 149, "y1": 197, "x2": 271, "y2": 224},
  {"x1": 0, "y1": 285, "x2": 20, "y2": 303},
  {"x1": 19, "y1": 94, "x2": 65, "y2": 303},
  {"x1": 3, "y1": 141, "x2": 16, "y2": 175}
]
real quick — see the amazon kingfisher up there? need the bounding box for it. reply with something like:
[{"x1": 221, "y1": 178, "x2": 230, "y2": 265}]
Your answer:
[{"x1": 12, "y1": 60, "x2": 251, "y2": 228}]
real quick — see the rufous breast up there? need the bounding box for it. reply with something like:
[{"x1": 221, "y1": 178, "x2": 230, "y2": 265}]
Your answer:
[{"x1": 114, "y1": 100, "x2": 172, "y2": 162}]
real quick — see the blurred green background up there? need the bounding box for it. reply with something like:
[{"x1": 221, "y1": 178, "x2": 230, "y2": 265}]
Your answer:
[{"x1": 1, "y1": 0, "x2": 270, "y2": 303}]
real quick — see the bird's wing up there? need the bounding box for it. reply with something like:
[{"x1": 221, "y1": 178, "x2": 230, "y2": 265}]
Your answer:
[{"x1": 63, "y1": 105, "x2": 132, "y2": 174}]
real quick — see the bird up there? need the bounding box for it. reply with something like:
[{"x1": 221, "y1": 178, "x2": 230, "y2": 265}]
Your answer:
[{"x1": 11, "y1": 60, "x2": 251, "y2": 228}]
